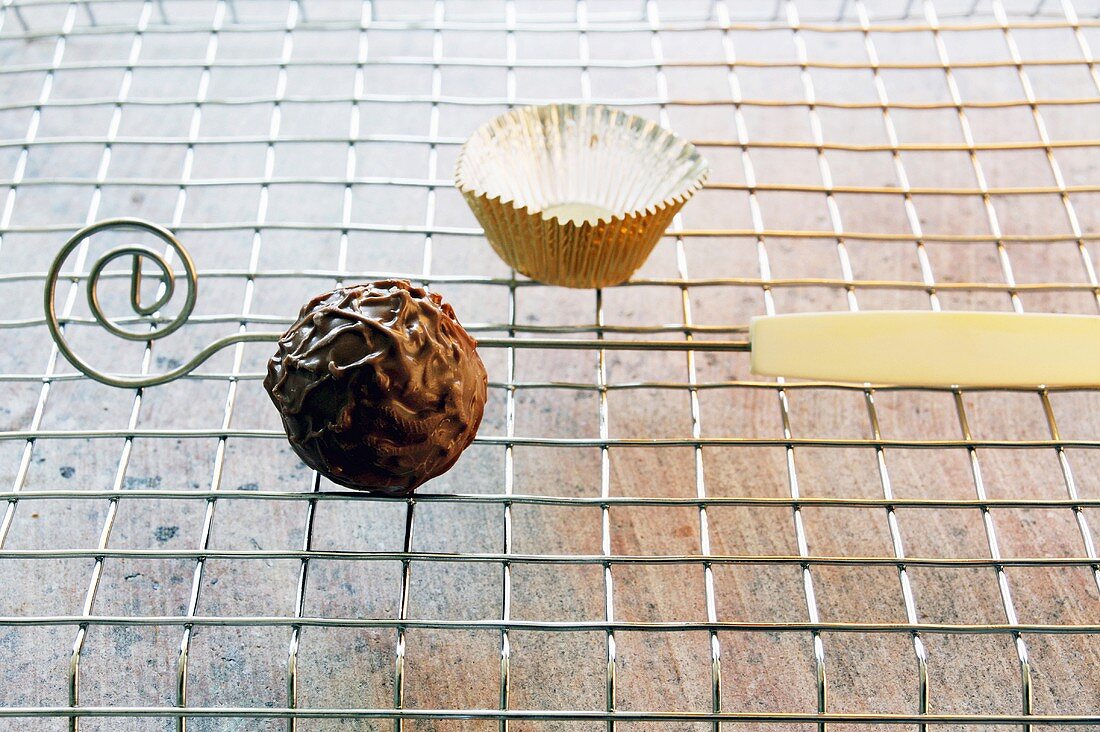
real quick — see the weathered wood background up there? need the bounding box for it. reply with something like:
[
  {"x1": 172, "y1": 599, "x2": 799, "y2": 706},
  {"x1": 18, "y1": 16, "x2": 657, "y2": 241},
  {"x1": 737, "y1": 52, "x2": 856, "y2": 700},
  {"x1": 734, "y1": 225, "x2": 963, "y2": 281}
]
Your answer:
[{"x1": 0, "y1": 0, "x2": 1098, "y2": 730}]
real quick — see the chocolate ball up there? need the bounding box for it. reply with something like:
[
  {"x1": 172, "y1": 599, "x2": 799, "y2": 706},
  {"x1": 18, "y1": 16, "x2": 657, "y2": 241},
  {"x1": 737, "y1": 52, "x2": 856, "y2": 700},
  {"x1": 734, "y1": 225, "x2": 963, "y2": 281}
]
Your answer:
[{"x1": 264, "y1": 280, "x2": 487, "y2": 494}]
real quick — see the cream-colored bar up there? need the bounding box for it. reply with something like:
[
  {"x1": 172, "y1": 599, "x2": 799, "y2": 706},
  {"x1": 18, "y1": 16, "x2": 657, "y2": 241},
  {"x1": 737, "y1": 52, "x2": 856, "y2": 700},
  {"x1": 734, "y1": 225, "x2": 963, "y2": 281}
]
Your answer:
[{"x1": 749, "y1": 311, "x2": 1100, "y2": 387}]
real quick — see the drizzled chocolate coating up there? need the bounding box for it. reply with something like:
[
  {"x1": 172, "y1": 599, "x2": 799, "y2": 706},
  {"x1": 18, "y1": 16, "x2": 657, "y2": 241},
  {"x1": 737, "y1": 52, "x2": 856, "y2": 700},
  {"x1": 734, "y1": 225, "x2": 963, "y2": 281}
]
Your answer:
[{"x1": 264, "y1": 280, "x2": 487, "y2": 494}]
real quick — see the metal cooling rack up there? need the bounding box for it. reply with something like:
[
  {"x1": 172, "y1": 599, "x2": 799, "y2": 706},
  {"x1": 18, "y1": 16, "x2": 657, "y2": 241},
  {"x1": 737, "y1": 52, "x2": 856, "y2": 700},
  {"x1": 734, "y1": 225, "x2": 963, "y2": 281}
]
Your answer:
[{"x1": 1, "y1": 0, "x2": 1099, "y2": 729}]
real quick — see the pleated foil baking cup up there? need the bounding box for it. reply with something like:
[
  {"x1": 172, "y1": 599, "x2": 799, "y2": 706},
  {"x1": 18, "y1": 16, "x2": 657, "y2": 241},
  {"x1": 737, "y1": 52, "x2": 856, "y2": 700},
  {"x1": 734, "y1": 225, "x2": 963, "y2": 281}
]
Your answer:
[{"x1": 455, "y1": 103, "x2": 709, "y2": 288}]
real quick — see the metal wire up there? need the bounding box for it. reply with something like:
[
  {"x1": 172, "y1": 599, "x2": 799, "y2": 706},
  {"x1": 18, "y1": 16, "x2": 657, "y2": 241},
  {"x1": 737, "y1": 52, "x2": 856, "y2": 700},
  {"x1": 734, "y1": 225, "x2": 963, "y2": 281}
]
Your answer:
[{"x1": 3, "y1": 0, "x2": 1100, "y2": 728}]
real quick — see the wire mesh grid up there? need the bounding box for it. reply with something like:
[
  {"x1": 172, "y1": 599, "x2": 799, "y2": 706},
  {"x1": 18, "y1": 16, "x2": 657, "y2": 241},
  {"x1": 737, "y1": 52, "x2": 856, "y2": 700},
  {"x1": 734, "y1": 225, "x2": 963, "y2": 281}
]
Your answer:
[{"x1": 0, "y1": 0, "x2": 1099, "y2": 729}]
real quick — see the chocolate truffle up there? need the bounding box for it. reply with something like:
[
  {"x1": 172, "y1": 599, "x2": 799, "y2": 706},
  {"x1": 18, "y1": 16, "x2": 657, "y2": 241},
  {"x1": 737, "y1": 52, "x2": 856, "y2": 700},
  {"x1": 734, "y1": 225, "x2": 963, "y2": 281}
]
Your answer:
[{"x1": 264, "y1": 280, "x2": 487, "y2": 494}]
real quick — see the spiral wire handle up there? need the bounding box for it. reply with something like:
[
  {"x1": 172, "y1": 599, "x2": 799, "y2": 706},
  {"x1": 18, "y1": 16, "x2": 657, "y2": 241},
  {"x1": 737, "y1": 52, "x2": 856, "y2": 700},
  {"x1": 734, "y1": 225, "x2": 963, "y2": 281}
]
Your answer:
[
  {"x1": 44, "y1": 218, "x2": 282, "y2": 389},
  {"x1": 44, "y1": 219, "x2": 754, "y2": 390}
]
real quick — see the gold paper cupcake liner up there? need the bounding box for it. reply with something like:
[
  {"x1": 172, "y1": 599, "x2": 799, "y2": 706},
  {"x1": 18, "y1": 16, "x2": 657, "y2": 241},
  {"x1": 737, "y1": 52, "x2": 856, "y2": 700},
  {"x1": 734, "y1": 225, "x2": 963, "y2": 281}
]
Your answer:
[{"x1": 455, "y1": 103, "x2": 709, "y2": 289}]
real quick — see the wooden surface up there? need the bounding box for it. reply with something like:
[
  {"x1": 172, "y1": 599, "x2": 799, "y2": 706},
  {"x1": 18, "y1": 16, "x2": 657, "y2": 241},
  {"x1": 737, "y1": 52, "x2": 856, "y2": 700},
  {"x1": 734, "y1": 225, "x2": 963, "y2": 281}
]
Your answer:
[{"x1": 0, "y1": 1, "x2": 1099, "y2": 730}]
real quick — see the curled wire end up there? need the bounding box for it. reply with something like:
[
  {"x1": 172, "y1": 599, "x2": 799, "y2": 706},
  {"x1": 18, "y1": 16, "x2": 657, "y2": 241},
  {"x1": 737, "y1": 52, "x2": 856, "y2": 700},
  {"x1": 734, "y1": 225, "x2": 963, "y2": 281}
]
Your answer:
[{"x1": 44, "y1": 218, "x2": 277, "y2": 389}]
